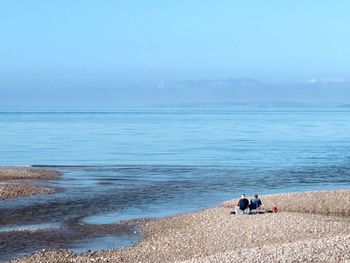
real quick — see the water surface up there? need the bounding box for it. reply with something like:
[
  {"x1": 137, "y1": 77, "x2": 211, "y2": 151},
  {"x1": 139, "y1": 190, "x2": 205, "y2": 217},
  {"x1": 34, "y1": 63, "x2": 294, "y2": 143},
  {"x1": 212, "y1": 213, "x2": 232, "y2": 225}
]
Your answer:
[{"x1": 1, "y1": 108, "x2": 350, "y2": 261}]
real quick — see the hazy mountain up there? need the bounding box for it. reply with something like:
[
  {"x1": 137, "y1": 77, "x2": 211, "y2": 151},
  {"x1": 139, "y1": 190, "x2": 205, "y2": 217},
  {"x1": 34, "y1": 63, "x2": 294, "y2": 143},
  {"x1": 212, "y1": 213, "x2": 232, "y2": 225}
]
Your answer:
[
  {"x1": 1, "y1": 78, "x2": 350, "y2": 108},
  {"x1": 149, "y1": 78, "x2": 350, "y2": 107}
]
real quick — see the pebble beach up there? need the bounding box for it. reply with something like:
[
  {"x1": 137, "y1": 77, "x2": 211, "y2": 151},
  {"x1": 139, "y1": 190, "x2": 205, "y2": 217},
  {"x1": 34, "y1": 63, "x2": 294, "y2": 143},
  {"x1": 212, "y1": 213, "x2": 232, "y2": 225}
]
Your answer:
[
  {"x1": 10, "y1": 189, "x2": 350, "y2": 263},
  {"x1": 0, "y1": 167, "x2": 59, "y2": 200}
]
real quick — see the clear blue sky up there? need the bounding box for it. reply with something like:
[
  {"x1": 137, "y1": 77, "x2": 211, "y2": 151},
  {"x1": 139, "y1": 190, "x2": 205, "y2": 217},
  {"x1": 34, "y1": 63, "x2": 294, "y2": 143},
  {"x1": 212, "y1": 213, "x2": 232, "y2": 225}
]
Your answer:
[{"x1": 1, "y1": 1, "x2": 350, "y2": 107}]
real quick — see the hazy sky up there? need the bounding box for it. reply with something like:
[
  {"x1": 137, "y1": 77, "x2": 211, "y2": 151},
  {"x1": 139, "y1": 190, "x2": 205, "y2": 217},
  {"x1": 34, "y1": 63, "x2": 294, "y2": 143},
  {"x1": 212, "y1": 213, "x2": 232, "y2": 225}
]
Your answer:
[{"x1": 1, "y1": 1, "x2": 350, "y2": 107}]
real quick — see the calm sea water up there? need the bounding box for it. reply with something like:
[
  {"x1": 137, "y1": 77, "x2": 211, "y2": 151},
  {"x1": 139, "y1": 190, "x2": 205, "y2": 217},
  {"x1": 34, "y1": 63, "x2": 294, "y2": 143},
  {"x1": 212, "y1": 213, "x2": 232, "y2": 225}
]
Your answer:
[{"x1": 1, "y1": 108, "x2": 350, "y2": 260}]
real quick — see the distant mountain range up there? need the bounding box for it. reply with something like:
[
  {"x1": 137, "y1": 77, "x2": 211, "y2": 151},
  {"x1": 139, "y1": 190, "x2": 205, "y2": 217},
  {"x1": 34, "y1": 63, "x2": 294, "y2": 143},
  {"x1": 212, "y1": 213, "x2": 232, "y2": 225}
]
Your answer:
[
  {"x1": 149, "y1": 78, "x2": 350, "y2": 107},
  {"x1": 1, "y1": 78, "x2": 350, "y2": 108}
]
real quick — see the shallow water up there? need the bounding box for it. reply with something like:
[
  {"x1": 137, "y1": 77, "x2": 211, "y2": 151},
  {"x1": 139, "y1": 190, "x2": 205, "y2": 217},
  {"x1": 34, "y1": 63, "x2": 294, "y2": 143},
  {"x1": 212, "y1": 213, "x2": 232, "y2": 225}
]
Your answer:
[
  {"x1": 0, "y1": 222, "x2": 61, "y2": 233},
  {"x1": 1, "y1": 108, "x2": 350, "y2": 261}
]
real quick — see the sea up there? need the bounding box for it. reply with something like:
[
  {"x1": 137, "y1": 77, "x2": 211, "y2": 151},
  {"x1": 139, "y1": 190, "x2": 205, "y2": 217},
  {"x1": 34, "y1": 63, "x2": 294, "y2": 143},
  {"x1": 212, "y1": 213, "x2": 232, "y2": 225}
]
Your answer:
[{"x1": 1, "y1": 107, "x2": 350, "y2": 260}]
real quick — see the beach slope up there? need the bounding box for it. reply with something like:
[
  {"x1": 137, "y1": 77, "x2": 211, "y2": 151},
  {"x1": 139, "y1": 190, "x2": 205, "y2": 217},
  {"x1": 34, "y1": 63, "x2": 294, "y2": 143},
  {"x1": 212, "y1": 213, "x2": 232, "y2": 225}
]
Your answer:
[{"x1": 11, "y1": 189, "x2": 350, "y2": 262}]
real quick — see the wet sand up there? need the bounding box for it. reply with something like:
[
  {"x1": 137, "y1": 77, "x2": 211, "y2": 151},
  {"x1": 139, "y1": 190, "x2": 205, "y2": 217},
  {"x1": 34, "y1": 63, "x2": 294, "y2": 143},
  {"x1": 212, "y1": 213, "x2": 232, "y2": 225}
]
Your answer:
[
  {"x1": 0, "y1": 167, "x2": 59, "y2": 200},
  {"x1": 11, "y1": 189, "x2": 350, "y2": 262}
]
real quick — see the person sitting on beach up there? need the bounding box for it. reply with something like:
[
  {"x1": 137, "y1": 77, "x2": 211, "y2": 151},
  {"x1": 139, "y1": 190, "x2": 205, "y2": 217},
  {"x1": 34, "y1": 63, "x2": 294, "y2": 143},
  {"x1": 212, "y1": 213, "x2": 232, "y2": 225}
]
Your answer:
[
  {"x1": 235, "y1": 194, "x2": 250, "y2": 214},
  {"x1": 250, "y1": 194, "x2": 262, "y2": 210}
]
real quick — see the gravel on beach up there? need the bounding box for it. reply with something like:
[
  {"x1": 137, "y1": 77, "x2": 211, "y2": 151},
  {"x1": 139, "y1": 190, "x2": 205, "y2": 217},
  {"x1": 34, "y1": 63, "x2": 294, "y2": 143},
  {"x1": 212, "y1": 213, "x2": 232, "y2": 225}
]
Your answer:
[
  {"x1": 0, "y1": 183, "x2": 55, "y2": 200},
  {"x1": 0, "y1": 167, "x2": 60, "y2": 180},
  {"x1": 181, "y1": 234, "x2": 350, "y2": 263},
  {"x1": 221, "y1": 189, "x2": 350, "y2": 216},
  {"x1": 0, "y1": 167, "x2": 59, "y2": 200},
  {"x1": 11, "y1": 190, "x2": 350, "y2": 263}
]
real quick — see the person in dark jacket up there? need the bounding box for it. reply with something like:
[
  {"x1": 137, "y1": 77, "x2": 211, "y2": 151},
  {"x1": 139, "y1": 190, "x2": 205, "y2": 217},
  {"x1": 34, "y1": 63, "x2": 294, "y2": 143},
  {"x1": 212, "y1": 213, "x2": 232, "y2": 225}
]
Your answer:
[
  {"x1": 250, "y1": 194, "x2": 262, "y2": 210},
  {"x1": 238, "y1": 194, "x2": 249, "y2": 211}
]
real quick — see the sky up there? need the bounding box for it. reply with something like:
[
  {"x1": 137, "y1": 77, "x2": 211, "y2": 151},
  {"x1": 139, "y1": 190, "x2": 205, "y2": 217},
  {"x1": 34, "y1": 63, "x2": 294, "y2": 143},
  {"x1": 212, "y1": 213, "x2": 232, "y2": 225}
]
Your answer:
[{"x1": 1, "y1": 1, "x2": 350, "y2": 107}]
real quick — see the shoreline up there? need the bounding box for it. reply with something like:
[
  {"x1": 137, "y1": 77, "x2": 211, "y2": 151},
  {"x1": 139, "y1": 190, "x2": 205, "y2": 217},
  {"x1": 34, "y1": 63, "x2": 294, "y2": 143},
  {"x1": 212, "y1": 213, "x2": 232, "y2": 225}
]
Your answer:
[
  {"x1": 11, "y1": 189, "x2": 350, "y2": 262},
  {"x1": 0, "y1": 167, "x2": 60, "y2": 200}
]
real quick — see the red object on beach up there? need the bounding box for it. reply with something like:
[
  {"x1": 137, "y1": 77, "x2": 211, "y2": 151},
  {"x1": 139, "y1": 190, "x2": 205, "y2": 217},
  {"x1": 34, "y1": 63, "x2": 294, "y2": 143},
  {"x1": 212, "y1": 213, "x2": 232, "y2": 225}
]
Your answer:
[{"x1": 272, "y1": 207, "x2": 278, "y2": 213}]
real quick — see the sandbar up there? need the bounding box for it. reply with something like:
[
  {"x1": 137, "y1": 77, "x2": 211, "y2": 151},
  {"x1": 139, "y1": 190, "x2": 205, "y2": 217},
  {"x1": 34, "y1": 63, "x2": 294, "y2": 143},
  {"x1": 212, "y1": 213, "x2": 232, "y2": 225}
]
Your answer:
[{"x1": 0, "y1": 167, "x2": 59, "y2": 200}]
